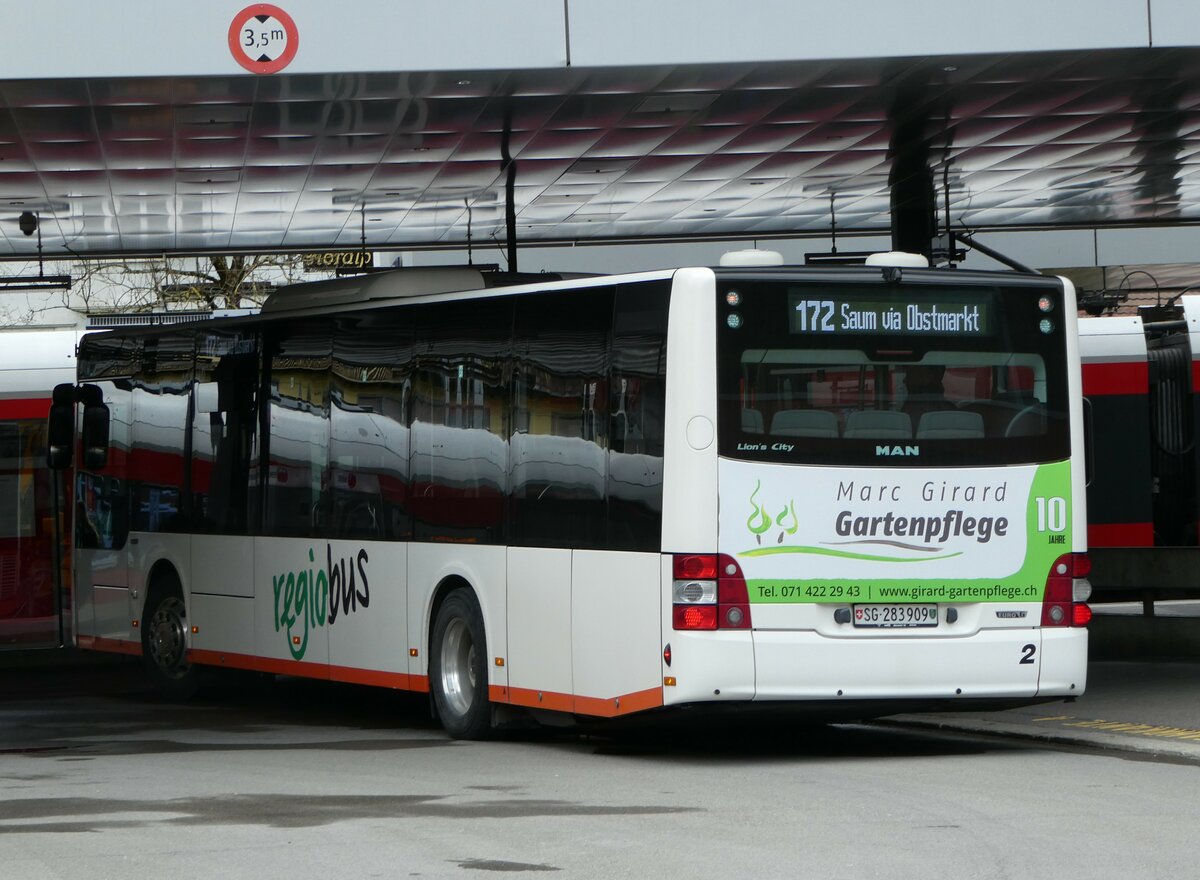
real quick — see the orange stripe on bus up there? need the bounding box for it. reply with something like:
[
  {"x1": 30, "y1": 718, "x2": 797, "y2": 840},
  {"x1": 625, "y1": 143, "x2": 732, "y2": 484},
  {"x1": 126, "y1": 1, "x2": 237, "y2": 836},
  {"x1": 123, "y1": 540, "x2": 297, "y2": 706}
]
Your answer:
[
  {"x1": 504, "y1": 684, "x2": 663, "y2": 717},
  {"x1": 489, "y1": 684, "x2": 510, "y2": 703},
  {"x1": 328, "y1": 664, "x2": 428, "y2": 692},
  {"x1": 187, "y1": 648, "x2": 430, "y2": 692},
  {"x1": 188, "y1": 649, "x2": 331, "y2": 680},
  {"x1": 108, "y1": 642, "x2": 660, "y2": 718},
  {"x1": 76, "y1": 635, "x2": 142, "y2": 656},
  {"x1": 507, "y1": 686, "x2": 575, "y2": 713},
  {"x1": 575, "y1": 687, "x2": 663, "y2": 718}
]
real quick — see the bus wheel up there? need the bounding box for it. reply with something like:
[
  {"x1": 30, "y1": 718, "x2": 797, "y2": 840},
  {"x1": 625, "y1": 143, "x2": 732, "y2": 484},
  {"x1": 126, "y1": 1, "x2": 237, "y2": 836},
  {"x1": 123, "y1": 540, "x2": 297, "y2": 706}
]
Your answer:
[
  {"x1": 142, "y1": 579, "x2": 199, "y2": 700},
  {"x1": 430, "y1": 589, "x2": 492, "y2": 740}
]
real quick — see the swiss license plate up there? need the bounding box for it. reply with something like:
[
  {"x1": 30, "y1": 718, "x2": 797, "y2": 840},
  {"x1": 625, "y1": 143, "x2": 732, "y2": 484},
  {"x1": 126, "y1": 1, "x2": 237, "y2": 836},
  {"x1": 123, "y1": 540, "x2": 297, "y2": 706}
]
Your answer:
[{"x1": 853, "y1": 604, "x2": 939, "y2": 628}]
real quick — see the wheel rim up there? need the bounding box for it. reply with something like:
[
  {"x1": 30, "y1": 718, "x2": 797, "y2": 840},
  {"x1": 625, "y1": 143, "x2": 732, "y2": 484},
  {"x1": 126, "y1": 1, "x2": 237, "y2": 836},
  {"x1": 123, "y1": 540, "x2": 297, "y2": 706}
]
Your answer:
[
  {"x1": 439, "y1": 617, "x2": 477, "y2": 718},
  {"x1": 148, "y1": 597, "x2": 189, "y2": 679}
]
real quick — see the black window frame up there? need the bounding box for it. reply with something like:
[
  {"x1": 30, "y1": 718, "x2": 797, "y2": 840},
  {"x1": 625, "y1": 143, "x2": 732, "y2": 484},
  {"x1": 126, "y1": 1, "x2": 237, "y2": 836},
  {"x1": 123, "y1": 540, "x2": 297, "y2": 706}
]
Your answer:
[{"x1": 716, "y1": 270, "x2": 1072, "y2": 467}]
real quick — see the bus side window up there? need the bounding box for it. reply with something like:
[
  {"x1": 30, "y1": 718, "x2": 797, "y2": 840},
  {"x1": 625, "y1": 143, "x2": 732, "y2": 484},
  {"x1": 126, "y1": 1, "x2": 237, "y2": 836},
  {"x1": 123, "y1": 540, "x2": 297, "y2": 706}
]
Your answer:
[
  {"x1": 408, "y1": 298, "x2": 511, "y2": 544},
  {"x1": 330, "y1": 309, "x2": 416, "y2": 541},
  {"x1": 131, "y1": 333, "x2": 192, "y2": 534},
  {"x1": 511, "y1": 287, "x2": 612, "y2": 549},
  {"x1": 193, "y1": 329, "x2": 262, "y2": 536},
  {"x1": 609, "y1": 280, "x2": 669, "y2": 552},
  {"x1": 264, "y1": 321, "x2": 331, "y2": 538}
]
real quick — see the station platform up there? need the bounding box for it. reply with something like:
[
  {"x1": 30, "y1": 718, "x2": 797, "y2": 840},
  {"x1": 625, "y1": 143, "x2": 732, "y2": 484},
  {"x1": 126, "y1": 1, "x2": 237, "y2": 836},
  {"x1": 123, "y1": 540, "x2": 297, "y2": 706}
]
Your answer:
[
  {"x1": 891, "y1": 602, "x2": 1200, "y2": 761},
  {"x1": 894, "y1": 660, "x2": 1200, "y2": 762}
]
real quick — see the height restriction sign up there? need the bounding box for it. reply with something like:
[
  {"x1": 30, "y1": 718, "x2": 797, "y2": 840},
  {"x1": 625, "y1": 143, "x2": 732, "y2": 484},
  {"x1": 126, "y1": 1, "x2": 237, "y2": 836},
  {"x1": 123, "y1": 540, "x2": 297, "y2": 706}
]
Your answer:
[{"x1": 228, "y1": 4, "x2": 299, "y2": 74}]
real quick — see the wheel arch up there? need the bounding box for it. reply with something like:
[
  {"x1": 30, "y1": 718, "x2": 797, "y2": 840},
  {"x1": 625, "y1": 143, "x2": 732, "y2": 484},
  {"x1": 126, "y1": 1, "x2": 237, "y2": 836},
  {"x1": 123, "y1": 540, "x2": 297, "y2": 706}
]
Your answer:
[
  {"x1": 141, "y1": 558, "x2": 185, "y2": 619},
  {"x1": 425, "y1": 575, "x2": 493, "y2": 739},
  {"x1": 426, "y1": 574, "x2": 475, "y2": 656},
  {"x1": 139, "y1": 558, "x2": 199, "y2": 700}
]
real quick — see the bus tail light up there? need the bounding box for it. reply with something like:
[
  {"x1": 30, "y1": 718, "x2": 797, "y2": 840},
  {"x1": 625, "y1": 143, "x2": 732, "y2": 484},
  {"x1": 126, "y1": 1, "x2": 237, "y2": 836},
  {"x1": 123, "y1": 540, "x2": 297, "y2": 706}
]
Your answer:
[
  {"x1": 673, "y1": 604, "x2": 718, "y2": 630},
  {"x1": 1042, "y1": 553, "x2": 1092, "y2": 627},
  {"x1": 718, "y1": 554, "x2": 751, "y2": 630},
  {"x1": 674, "y1": 554, "x2": 718, "y2": 580},
  {"x1": 672, "y1": 554, "x2": 717, "y2": 630},
  {"x1": 671, "y1": 554, "x2": 752, "y2": 630}
]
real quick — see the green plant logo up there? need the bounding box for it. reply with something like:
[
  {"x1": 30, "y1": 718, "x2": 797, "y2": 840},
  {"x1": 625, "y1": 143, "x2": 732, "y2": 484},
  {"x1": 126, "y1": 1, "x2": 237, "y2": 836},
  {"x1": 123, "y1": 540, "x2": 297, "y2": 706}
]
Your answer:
[
  {"x1": 747, "y1": 480, "x2": 773, "y2": 543},
  {"x1": 747, "y1": 480, "x2": 799, "y2": 545},
  {"x1": 740, "y1": 480, "x2": 959, "y2": 563}
]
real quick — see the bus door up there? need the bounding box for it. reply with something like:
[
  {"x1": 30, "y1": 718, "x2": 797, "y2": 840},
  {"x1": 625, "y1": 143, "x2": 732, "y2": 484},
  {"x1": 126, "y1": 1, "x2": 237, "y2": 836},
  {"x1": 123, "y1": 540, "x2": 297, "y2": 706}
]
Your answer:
[
  {"x1": 188, "y1": 329, "x2": 260, "y2": 657},
  {"x1": 75, "y1": 374, "x2": 135, "y2": 646}
]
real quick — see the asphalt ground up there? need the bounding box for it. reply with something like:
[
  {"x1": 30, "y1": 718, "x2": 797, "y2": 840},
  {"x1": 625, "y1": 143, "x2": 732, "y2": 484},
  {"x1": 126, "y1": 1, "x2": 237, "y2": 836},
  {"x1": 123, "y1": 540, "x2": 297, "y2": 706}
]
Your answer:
[{"x1": 2, "y1": 603, "x2": 1198, "y2": 761}]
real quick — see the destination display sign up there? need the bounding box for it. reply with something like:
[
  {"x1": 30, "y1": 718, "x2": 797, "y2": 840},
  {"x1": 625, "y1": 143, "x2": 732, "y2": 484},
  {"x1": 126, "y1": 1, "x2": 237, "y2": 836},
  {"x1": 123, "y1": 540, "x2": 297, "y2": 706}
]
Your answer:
[{"x1": 788, "y1": 292, "x2": 992, "y2": 336}]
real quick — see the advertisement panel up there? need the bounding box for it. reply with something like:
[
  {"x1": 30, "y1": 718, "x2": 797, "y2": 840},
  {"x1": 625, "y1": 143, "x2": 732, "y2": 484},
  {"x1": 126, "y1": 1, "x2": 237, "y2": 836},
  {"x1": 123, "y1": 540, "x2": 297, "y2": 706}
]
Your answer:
[{"x1": 718, "y1": 458, "x2": 1071, "y2": 604}]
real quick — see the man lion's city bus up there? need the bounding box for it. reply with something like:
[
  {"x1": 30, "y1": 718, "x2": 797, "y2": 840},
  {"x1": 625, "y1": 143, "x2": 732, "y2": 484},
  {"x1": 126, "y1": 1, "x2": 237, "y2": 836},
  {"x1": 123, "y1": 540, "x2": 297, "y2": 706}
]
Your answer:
[{"x1": 49, "y1": 252, "x2": 1090, "y2": 738}]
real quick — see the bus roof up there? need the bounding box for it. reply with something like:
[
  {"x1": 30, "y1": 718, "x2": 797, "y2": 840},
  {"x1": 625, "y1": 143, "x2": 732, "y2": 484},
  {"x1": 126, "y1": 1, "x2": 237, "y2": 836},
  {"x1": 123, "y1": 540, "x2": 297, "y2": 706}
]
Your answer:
[{"x1": 77, "y1": 262, "x2": 1065, "y2": 348}]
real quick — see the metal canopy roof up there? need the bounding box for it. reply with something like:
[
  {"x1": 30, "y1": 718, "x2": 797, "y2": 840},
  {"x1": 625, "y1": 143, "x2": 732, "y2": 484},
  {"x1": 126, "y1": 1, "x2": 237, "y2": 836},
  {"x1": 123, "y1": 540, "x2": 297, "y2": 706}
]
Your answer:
[{"x1": 2, "y1": 46, "x2": 1199, "y2": 259}]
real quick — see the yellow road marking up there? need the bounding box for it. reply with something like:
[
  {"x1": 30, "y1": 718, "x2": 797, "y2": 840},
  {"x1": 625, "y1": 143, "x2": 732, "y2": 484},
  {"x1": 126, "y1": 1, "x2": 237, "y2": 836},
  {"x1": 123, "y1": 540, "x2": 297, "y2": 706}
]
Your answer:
[{"x1": 1042, "y1": 717, "x2": 1200, "y2": 742}]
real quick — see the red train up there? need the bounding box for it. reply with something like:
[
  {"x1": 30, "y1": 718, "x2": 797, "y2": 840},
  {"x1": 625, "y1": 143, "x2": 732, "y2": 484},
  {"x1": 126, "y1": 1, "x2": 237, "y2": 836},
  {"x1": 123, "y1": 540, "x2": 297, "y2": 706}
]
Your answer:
[{"x1": 1081, "y1": 297, "x2": 1200, "y2": 603}]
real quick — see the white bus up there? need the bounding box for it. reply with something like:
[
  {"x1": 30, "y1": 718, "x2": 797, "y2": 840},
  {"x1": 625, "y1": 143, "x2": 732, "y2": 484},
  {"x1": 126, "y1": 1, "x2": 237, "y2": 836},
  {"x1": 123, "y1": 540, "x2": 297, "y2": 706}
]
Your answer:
[{"x1": 51, "y1": 255, "x2": 1091, "y2": 737}]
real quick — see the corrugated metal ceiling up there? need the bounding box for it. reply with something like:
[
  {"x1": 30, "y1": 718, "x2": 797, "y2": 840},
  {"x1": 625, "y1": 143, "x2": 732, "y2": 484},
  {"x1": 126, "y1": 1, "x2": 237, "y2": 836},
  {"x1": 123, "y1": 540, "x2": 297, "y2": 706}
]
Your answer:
[{"x1": 2, "y1": 47, "x2": 1198, "y2": 257}]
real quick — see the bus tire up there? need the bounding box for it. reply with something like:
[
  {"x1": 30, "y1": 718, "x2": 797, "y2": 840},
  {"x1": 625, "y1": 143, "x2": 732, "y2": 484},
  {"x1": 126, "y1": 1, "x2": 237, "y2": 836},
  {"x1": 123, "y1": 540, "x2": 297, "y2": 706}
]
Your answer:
[
  {"x1": 141, "y1": 575, "x2": 200, "y2": 701},
  {"x1": 430, "y1": 589, "x2": 492, "y2": 740}
]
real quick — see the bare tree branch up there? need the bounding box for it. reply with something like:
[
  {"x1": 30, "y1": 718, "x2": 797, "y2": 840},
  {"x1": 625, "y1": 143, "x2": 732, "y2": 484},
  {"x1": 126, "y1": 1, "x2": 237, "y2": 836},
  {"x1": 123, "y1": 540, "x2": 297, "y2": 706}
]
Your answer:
[{"x1": 1, "y1": 253, "x2": 336, "y2": 326}]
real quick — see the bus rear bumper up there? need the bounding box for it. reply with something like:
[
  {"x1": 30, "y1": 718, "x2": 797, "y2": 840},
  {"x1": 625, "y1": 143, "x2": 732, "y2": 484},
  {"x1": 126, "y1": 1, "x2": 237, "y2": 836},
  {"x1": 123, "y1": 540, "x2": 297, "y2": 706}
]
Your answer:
[
  {"x1": 663, "y1": 627, "x2": 1087, "y2": 706},
  {"x1": 1035, "y1": 627, "x2": 1089, "y2": 697}
]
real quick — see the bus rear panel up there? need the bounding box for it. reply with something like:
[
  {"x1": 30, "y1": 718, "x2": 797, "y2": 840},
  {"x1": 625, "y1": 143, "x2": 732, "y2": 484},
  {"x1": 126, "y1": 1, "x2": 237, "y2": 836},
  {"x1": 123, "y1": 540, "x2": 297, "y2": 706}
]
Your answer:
[{"x1": 663, "y1": 266, "x2": 1088, "y2": 712}]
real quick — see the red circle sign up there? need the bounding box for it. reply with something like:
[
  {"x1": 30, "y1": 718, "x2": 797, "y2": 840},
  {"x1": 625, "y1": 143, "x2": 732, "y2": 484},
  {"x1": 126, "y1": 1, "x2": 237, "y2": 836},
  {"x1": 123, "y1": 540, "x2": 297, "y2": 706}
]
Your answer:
[{"x1": 228, "y1": 4, "x2": 299, "y2": 74}]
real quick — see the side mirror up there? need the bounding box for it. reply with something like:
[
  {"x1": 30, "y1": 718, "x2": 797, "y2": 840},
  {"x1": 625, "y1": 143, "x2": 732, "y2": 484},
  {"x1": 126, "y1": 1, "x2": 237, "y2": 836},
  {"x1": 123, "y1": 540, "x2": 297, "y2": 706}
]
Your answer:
[
  {"x1": 79, "y1": 384, "x2": 110, "y2": 470},
  {"x1": 47, "y1": 383, "x2": 76, "y2": 470}
]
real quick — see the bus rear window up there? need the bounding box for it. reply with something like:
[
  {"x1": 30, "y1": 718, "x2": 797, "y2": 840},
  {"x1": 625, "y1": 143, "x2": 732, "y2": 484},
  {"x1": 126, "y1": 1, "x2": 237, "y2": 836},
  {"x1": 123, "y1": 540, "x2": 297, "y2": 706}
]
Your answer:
[{"x1": 717, "y1": 278, "x2": 1071, "y2": 467}]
